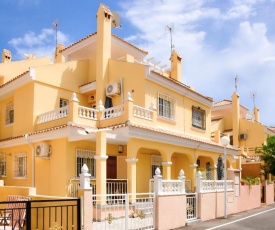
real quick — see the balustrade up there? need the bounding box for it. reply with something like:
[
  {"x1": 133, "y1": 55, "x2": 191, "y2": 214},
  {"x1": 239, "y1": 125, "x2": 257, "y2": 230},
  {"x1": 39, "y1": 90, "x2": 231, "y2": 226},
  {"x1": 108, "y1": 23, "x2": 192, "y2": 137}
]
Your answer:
[
  {"x1": 133, "y1": 105, "x2": 153, "y2": 120},
  {"x1": 37, "y1": 106, "x2": 69, "y2": 124}
]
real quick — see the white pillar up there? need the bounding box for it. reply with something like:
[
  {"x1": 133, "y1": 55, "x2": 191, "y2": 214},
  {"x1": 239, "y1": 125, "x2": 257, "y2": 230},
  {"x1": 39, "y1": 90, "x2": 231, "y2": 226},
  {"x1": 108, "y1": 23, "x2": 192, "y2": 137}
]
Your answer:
[
  {"x1": 178, "y1": 169, "x2": 186, "y2": 193},
  {"x1": 196, "y1": 171, "x2": 203, "y2": 193},
  {"x1": 154, "y1": 167, "x2": 162, "y2": 195},
  {"x1": 80, "y1": 164, "x2": 91, "y2": 189}
]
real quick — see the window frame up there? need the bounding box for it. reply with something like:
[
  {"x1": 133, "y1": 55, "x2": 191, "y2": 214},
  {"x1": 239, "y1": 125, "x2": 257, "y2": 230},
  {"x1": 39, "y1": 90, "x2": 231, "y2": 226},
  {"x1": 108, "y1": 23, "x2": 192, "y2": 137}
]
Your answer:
[
  {"x1": 0, "y1": 153, "x2": 6, "y2": 177},
  {"x1": 192, "y1": 106, "x2": 206, "y2": 130},
  {"x1": 5, "y1": 102, "x2": 14, "y2": 125},
  {"x1": 157, "y1": 92, "x2": 175, "y2": 120},
  {"x1": 60, "y1": 98, "x2": 69, "y2": 108},
  {"x1": 14, "y1": 153, "x2": 27, "y2": 178},
  {"x1": 76, "y1": 149, "x2": 96, "y2": 178}
]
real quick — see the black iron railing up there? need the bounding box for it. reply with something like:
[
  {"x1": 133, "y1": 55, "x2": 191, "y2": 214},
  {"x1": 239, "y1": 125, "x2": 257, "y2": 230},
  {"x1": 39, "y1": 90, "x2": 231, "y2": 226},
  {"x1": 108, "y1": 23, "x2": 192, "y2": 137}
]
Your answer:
[{"x1": 0, "y1": 198, "x2": 81, "y2": 230}]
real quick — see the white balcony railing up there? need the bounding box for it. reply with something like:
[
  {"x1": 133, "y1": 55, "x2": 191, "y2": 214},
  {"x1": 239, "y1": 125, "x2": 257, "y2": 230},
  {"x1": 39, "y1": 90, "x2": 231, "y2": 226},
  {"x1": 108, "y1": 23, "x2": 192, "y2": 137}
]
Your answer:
[
  {"x1": 36, "y1": 102, "x2": 153, "y2": 125},
  {"x1": 37, "y1": 106, "x2": 69, "y2": 124},
  {"x1": 78, "y1": 106, "x2": 98, "y2": 120},
  {"x1": 160, "y1": 180, "x2": 184, "y2": 194},
  {"x1": 200, "y1": 180, "x2": 234, "y2": 193},
  {"x1": 133, "y1": 105, "x2": 153, "y2": 120},
  {"x1": 101, "y1": 105, "x2": 124, "y2": 120}
]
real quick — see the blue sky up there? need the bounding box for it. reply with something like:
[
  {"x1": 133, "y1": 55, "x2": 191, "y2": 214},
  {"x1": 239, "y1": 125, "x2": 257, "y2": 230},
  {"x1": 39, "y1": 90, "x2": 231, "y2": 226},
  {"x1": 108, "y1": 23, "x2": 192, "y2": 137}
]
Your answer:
[{"x1": 1, "y1": 0, "x2": 275, "y2": 126}]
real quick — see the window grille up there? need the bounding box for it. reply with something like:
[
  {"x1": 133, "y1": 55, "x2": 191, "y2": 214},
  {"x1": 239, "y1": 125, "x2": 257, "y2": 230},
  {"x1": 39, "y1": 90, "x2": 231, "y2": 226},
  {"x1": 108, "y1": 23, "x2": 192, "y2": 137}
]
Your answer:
[
  {"x1": 76, "y1": 149, "x2": 96, "y2": 177},
  {"x1": 60, "y1": 98, "x2": 69, "y2": 108},
  {"x1": 14, "y1": 153, "x2": 27, "y2": 178},
  {"x1": 5, "y1": 102, "x2": 14, "y2": 125},
  {"x1": 192, "y1": 106, "x2": 206, "y2": 129},
  {"x1": 0, "y1": 153, "x2": 6, "y2": 177},
  {"x1": 158, "y1": 93, "x2": 175, "y2": 120}
]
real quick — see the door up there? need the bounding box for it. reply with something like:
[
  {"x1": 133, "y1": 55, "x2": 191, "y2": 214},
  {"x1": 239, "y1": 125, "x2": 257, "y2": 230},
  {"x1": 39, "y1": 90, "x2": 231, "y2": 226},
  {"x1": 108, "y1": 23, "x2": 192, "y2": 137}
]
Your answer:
[{"x1": 107, "y1": 156, "x2": 117, "y2": 179}]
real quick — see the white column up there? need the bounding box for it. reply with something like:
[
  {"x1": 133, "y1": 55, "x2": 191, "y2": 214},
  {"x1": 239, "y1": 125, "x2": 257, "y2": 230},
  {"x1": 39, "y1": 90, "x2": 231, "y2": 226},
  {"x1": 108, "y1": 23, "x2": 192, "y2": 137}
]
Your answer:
[
  {"x1": 178, "y1": 169, "x2": 186, "y2": 193},
  {"x1": 196, "y1": 171, "x2": 203, "y2": 193}
]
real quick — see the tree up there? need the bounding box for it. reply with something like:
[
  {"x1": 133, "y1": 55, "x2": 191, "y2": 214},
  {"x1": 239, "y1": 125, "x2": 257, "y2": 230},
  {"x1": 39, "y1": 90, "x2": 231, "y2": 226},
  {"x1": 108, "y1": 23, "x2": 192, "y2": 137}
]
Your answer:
[{"x1": 255, "y1": 135, "x2": 275, "y2": 179}]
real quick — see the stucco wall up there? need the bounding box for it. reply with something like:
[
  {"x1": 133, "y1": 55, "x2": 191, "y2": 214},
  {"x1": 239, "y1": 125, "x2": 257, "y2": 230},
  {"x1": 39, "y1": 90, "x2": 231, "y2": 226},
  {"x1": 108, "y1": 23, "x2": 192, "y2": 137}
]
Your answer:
[
  {"x1": 237, "y1": 184, "x2": 261, "y2": 212},
  {"x1": 264, "y1": 181, "x2": 274, "y2": 205},
  {"x1": 198, "y1": 191, "x2": 236, "y2": 221},
  {"x1": 156, "y1": 194, "x2": 186, "y2": 230},
  {"x1": 198, "y1": 185, "x2": 262, "y2": 221}
]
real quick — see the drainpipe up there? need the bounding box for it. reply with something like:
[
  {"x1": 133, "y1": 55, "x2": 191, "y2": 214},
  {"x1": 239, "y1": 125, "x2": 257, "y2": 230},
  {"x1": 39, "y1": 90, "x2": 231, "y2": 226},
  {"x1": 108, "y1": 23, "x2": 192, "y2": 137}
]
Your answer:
[{"x1": 24, "y1": 134, "x2": 35, "y2": 187}]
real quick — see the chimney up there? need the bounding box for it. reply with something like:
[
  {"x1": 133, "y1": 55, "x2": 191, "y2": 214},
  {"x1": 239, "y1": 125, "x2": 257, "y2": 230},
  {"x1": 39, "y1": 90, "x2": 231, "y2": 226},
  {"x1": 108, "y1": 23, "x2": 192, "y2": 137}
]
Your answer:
[
  {"x1": 253, "y1": 106, "x2": 260, "y2": 123},
  {"x1": 96, "y1": 4, "x2": 112, "y2": 107},
  {"x1": 54, "y1": 44, "x2": 65, "y2": 63},
  {"x1": 2, "y1": 49, "x2": 12, "y2": 63},
  {"x1": 170, "y1": 49, "x2": 182, "y2": 82},
  {"x1": 232, "y1": 91, "x2": 240, "y2": 147}
]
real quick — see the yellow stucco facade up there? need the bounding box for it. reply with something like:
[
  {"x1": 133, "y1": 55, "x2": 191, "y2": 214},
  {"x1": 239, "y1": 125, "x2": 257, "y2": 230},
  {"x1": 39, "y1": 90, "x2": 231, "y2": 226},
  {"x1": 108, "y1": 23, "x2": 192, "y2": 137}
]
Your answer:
[
  {"x1": 211, "y1": 91, "x2": 275, "y2": 179},
  {"x1": 0, "y1": 4, "x2": 239, "y2": 197}
]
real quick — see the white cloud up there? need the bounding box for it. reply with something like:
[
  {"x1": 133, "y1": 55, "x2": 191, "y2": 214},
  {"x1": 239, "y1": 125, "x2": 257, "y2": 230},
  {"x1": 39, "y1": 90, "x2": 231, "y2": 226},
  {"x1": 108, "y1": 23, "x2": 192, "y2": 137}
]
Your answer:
[
  {"x1": 8, "y1": 28, "x2": 71, "y2": 60},
  {"x1": 120, "y1": 0, "x2": 275, "y2": 125}
]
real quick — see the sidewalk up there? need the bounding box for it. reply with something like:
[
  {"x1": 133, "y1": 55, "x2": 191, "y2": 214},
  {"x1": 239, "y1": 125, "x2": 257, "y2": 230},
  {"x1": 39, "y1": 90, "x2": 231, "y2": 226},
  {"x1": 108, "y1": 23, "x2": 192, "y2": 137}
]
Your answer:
[{"x1": 174, "y1": 203, "x2": 275, "y2": 230}]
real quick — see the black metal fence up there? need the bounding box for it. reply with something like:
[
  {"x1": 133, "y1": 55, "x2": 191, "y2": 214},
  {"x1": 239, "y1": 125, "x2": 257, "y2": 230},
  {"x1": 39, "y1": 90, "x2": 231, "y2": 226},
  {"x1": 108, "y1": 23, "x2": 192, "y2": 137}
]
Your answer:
[{"x1": 0, "y1": 198, "x2": 81, "y2": 230}]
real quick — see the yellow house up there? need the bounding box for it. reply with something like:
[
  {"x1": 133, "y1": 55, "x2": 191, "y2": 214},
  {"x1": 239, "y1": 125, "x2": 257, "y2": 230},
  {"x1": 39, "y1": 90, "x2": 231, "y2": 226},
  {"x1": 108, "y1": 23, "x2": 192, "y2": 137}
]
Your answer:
[
  {"x1": 211, "y1": 91, "x2": 275, "y2": 179},
  {"x1": 0, "y1": 4, "x2": 238, "y2": 197}
]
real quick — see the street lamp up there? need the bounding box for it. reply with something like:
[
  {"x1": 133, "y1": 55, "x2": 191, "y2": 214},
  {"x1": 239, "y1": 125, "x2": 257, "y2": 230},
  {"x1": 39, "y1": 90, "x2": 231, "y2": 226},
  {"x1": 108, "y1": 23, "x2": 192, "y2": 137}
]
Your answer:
[{"x1": 220, "y1": 136, "x2": 230, "y2": 219}]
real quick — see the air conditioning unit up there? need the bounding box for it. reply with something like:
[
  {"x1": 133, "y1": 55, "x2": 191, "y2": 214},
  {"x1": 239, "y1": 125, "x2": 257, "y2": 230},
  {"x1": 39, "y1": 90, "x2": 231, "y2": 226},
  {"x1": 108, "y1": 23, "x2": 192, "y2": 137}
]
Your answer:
[
  {"x1": 106, "y1": 82, "x2": 121, "y2": 97},
  {"x1": 36, "y1": 144, "x2": 52, "y2": 157},
  {"x1": 239, "y1": 134, "x2": 247, "y2": 140}
]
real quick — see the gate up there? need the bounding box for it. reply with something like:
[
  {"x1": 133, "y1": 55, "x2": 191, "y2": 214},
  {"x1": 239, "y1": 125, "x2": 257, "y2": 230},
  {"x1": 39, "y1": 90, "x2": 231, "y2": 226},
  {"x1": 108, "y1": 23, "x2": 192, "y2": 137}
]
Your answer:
[
  {"x1": 186, "y1": 193, "x2": 197, "y2": 221},
  {"x1": 91, "y1": 193, "x2": 154, "y2": 230},
  {"x1": 0, "y1": 198, "x2": 81, "y2": 230}
]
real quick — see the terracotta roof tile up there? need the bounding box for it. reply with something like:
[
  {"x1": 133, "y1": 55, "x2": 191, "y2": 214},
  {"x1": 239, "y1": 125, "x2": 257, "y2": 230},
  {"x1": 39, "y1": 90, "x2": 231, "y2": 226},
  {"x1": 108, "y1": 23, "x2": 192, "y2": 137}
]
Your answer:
[
  {"x1": 0, "y1": 124, "x2": 68, "y2": 143},
  {"x1": 0, "y1": 71, "x2": 29, "y2": 88},
  {"x1": 151, "y1": 70, "x2": 213, "y2": 102},
  {"x1": 0, "y1": 121, "x2": 238, "y2": 152},
  {"x1": 213, "y1": 99, "x2": 232, "y2": 107},
  {"x1": 79, "y1": 80, "x2": 96, "y2": 88},
  {"x1": 112, "y1": 34, "x2": 148, "y2": 54},
  {"x1": 60, "y1": 32, "x2": 148, "y2": 55},
  {"x1": 60, "y1": 33, "x2": 96, "y2": 52}
]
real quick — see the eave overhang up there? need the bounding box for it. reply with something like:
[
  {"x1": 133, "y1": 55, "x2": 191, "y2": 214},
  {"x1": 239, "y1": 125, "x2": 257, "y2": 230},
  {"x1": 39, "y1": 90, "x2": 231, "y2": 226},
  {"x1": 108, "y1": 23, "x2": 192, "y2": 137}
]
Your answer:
[{"x1": 146, "y1": 68, "x2": 213, "y2": 107}]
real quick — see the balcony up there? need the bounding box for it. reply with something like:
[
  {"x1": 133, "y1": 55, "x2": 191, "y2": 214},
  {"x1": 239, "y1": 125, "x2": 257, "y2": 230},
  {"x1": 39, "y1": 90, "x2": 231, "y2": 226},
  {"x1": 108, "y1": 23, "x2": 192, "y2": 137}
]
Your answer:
[{"x1": 36, "y1": 92, "x2": 156, "y2": 130}]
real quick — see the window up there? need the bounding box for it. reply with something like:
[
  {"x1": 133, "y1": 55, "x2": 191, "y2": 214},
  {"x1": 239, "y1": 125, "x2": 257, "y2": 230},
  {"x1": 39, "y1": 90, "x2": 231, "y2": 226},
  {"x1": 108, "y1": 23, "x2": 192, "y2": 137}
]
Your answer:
[
  {"x1": 151, "y1": 155, "x2": 162, "y2": 178},
  {"x1": 192, "y1": 106, "x2": 206, "y2": 129},
  {"x1": 60, "y1": 98, "x2": 68, "y2": 108},
  {"x1": 0, "y1": 153, "x2": 6, "y2": 177},
  {"x1": 5, "y1": 103, "x2": 14, "y2": 125},
  {"x1": 76, "y1": 149, "x2": 96, "y2": 177},
  {"x1": 14, "y1": 153, "x2": 27, "y2": 178},
  {"x1": 158, "y1": 93, "x2": 175, "y2": 120}
]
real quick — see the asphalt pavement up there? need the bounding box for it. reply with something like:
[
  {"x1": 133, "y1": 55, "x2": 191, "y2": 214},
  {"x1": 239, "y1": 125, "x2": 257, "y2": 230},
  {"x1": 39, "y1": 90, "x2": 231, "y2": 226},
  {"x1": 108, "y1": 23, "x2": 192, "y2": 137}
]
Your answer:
[{"x1": 174, "y1": 203, "x2": 275, "y2": 230}]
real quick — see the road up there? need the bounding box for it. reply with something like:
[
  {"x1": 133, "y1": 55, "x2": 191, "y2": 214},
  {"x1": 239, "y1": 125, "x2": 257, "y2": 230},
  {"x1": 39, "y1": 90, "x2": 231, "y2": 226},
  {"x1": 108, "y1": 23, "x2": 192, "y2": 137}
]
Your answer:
[{"x1": 177, "y1": 203, "x2": 275, "y2": 230}]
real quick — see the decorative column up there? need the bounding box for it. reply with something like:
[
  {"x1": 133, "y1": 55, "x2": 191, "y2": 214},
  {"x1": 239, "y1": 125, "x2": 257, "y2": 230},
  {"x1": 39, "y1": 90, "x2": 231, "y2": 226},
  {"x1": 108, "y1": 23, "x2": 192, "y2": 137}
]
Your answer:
[
  {"x1": 125, "y1": 157, "x2": 138, "y2": 203},
  {"x1": 196, "y1": 171, "x2": 203, "y2": 193},
  {"x1": 123, "y1": 92, "x2": 134, "y2": 122},
  {"x1": 69, "y1": 92, "x2": 79, "y2": 122},
  {"x1": 178, "y1": 169, "x2": 186, "y2": 193},
  {"x1": 95, "y1": 131, "x2": 108, "y2": 196},
  {"x1": 162, "y1": 161, "x2": 172, "y2": 180},
  {"x1": 154, "y1": 167, "x2": 162, "y2": 195},
  {"x1": 189, "y1": 163, "x2": 198, "y2": 192},
  {"x1": 78, "y1": 164, "x2": 93, "y2": 230}
]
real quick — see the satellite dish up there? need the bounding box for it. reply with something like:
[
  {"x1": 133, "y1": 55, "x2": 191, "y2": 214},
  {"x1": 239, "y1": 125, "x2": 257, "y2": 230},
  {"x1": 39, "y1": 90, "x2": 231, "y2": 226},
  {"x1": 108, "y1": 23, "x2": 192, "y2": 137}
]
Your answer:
[{"x1": 111, "y1": 12, "x2": 121, "y2": 28}]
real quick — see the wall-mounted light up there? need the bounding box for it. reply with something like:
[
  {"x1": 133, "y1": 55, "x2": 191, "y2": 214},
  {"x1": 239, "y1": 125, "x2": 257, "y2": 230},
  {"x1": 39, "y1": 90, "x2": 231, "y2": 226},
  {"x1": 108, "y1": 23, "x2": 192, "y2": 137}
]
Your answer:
[{"x1": 118, "y1": 145, "x2": 123, "y2": 154}]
